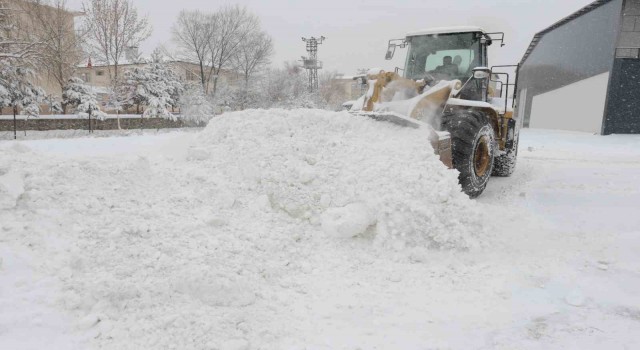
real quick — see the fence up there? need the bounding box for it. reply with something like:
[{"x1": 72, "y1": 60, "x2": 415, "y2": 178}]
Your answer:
[{"x1": 0, "y1": 114, "x2": 207, "y2": 133}]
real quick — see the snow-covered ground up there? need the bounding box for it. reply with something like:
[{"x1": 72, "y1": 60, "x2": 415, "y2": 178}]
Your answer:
[
  {"x1": 1, "y1": 110, "x2": 639, "y2": 349},
  {"x1": 0, "y1": 127, "x2": 202, "y2": 142}
]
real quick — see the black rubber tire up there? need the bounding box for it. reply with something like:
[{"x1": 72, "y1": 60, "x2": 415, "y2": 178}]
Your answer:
[
  {"x1": 492, "y1": 133, "x2": 519, "y2": 177},
  {"x1": 442, "y1": 111, "x2": 496, "y2": 198}
]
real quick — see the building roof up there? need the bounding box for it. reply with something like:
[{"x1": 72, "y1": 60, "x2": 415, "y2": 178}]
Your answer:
[
  {"x1": 406, "y1": 26, "x2": 486, "y2": 37},
  {"x1": 520, "y1": 0, "x2": 615, "y2": 65}
]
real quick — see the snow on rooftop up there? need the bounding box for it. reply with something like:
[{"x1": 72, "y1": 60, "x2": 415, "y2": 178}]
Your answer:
[{"x1": 406, "y1": 26, "x2": 486, "y2": 37}]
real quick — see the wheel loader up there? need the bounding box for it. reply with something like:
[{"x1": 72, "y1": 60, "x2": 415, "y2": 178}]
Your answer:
[{"x1": 349, "y1": 26, "x2": 520, "y2": 198}]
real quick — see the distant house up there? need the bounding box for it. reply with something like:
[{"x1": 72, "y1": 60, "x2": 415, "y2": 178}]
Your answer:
[{"x1": 517, "y1": 0, "x2": 640, "y2": 134}]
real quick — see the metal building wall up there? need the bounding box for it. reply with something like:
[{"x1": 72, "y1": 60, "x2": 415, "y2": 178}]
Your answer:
[
  {"x1": 603, "y1": 0, "x2": 640, "y2": 134},
  {"x1": 517, "y1": 0, "x2": 623, "y2": 130}
]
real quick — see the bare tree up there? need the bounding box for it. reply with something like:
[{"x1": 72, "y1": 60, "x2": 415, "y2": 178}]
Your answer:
[
  {"x1": 19, "y1": 0, "x2": 85, "y2": 113},
  {"x1": 317, "y1": 71, "x2": 350, "y2": 111},
  {"x1": 232, "y1": 30, "x2": 273, "y2": 87},
  {"x1": 206, "y1": 5, "x2": 259, "y2": 95},
  {"x1": 82, "y1": 0, "x2": 151, "y2": 83},
  {"x1": 0, "y1": 1, "x2": 42, "y2": 64},
  {"x1": 82, "y1": 0, "x2": 151, "y2": 126},
  {"x1": 170, "y1": 5, "x2": 265, "y2": 96},
  {"x1": 172, "y1": 10, "x2": 211, "y2": 92}
]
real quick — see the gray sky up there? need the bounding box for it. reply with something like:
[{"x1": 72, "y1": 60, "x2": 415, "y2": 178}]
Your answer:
[{"x1": 68, "y1": 0, "x2": 596, "y2": 74}]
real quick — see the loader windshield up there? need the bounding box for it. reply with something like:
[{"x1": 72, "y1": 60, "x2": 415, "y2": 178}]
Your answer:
[{"x1": 404, "y1": 32, "x2": 483, "y2": 81}]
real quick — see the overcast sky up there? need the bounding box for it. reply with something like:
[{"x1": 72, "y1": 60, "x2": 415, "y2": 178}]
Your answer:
[{"x1": 67, "y1": 0, "x2": 596, "y2": 74}]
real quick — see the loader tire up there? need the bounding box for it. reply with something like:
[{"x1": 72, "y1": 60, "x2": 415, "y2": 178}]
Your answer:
[
  {"x1": 442, "y1": 111, "x2": 495, "y2": 198},
  {"x1": 492, "y1": 134, "x2": 519, "y2": 177}
]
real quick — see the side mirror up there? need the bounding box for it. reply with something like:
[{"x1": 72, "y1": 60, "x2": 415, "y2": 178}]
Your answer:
[
  {"x1": 385, "y1": 46, "x2": 396, "y2": 60},
  {"x1": 472, "y1": 67, "x2": 491, "y2": 80}
]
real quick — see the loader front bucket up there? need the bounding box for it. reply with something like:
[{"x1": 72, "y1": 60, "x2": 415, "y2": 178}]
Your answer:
[
  {"x1": 429, "y1": 128, "x2": 453, "y2": 169},
  {"x1": 352, "y1": 112, "x2": 453, "y2": 169}
]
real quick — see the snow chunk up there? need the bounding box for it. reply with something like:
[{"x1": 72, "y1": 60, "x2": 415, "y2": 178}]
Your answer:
[
  {"x1": 187, "y1": 147, "x2": 211, "y2": 161},
  {"x1": 321, "y1": 203, "x2": 376, "y2": 239},
  {"x1": 0, "y1": 170, "x2": 24, "y2": 209},
  {"x1": 565, "y1": 290, "x2": 587, "y2": 307},
  {"x1": 196, "y1": 108, "x2": 485, "y2": 250}
]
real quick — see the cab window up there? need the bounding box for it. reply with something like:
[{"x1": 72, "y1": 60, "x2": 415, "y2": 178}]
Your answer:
[
  {"x1": 405, "y1": 32, "x2": 482, "y2": 80},
  {"x1": 425, "y1": 49, "x2": 475, "y2": 74}
]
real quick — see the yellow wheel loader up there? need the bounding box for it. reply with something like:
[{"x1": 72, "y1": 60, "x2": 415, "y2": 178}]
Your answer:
[{"x1": 350, "y1": 27, "x2": 520, "y2": 198}]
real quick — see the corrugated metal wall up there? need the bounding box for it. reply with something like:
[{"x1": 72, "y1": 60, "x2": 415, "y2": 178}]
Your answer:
[{"x1": 517, "y1": 0, "x2": 623, "y2": 131}]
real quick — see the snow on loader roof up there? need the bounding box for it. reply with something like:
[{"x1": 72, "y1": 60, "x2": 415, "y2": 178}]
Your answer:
[{"x1": 406, "y1": 26, "x2": 486, "y2": 37}]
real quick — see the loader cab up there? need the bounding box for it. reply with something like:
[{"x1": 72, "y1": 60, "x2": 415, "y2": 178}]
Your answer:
[
  {"x1": 386, "y1": 27, "x2": 504, "y2": 101},
  {"x1": 403, "y1": 28, "x2": 488, "y2": 83}
]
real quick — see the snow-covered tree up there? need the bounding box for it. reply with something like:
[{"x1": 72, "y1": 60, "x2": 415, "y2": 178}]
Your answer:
[
  {"x1": 0, "y1": 64, "x2": 10, "y2": 107},
  {"x1": 143, "y1": 95, "x2": 172, "y2": 119},
  {"x1": 0, "y1": 62, "x2": 44, "y2": 138},
  {"x1": 0, "y1": 2, "x2": 44, "y2": 135},
  {"x1": 76, "y1": 92, "x2": 106, "y2": 120},
  {"x1": 19, "y1": 0, "x2": 85, "y2": 108},
  {"x1": 180, "y1": 83, "x2": 215, "y2": 123},
  {"x1": 62, "y1": 77, "x2": 92, "y2": 109},
  {"x1": 61, "y1": 77, "x2": 106, "y2": 131},
  {"x1": 20, "y1": 84, "x2": 44, "y2": 115},
  {"x1": 76, "y1": 88, "x2": 107, "y2": 133},
  {"x1": 44, "y1": 94, "x2": 64, "y2": 114},
  {"x1": 122, "y1": 57, "x2": 184, "y2": 119},
  {"x1": 0, "y1": 66, "x2": 44, "y2": 110},
  {"x1": 141, "y1": 63, "x2": 178, "y2": 119},
  {"x1": 105, "y1": 83, "x2": 130, "y2": 117},
  {"x1": 150, "y1": 50, "x2": 185, "y2": 110},
  {"x1": 123, "y1": 66, "x2": 146, "y2": 113},
  {"x1": 20, "y1": 102, "x2": 40, "y2": 118}
]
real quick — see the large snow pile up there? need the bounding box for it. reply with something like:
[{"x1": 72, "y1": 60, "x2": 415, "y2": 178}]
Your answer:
[
  {"x1": 193, "y1": 109, "x2": 483, "y2": 250},
  {"x1": 0, "y1": 109, "x2": 485, "y2": 349}
]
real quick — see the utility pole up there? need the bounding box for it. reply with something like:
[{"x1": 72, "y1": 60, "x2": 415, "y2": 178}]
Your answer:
[{"x1": 301, "y1": 36, "x2": 325, "y2": 92}]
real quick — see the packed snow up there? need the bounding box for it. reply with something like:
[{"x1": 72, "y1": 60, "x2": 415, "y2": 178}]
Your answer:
[
  {"x1": 0, "y1": 127, "x2": 202, "y2": 142},
  {"x1": 1, "y1": 110, "x2": 640, "y2": 349}
]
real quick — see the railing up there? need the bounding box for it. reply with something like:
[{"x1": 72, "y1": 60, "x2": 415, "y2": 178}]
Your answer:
[{"x1": 490, "y1": 64, "x2": 519, "y2": 114}]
